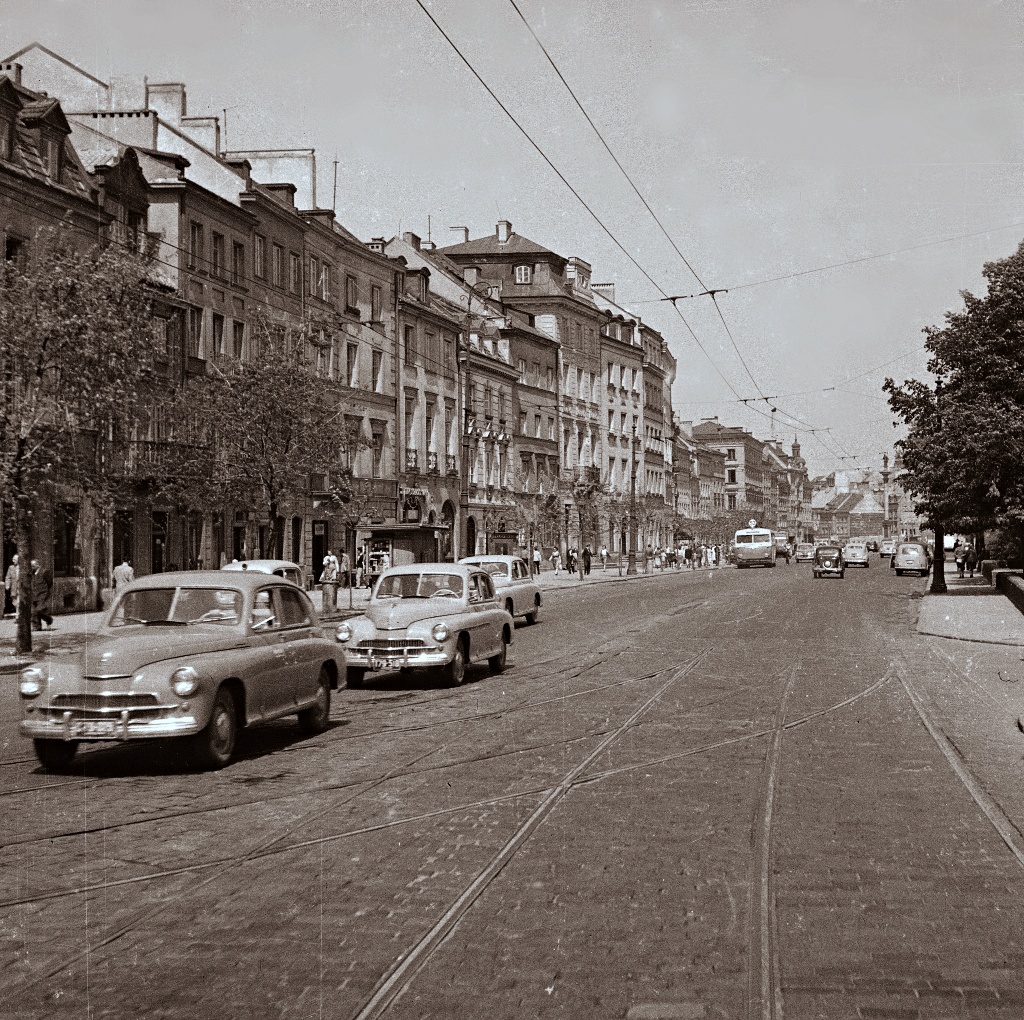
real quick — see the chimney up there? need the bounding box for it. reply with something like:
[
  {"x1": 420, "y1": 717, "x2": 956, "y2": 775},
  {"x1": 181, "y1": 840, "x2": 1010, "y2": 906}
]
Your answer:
[
  {"x1": 463, "y1": 266, "x2": 480, "y2": 287},
  {"x1": 591, "y1": 282, "x2": 615, "y2": 302},
  {"x1": 146, "y1": 82, "x2": 187, "y2": 126},
  {"x1": 181, "y1": 115, "x2": 220, "y2": 155},
  {"x1": 402, "y1": 231, "x2": 421, "y2": 250},
  {"x1": 449, "y1": 226, "x2": 469, "y2": 243},
  {"x1": 366, "y1": 237, "x2": 387, "y2": 255},
  {"x1": 0, "y1": 62, "x2": 22, "y2": 85},
  {"x1": 496, "y1": 220, "x2": 512, "y2": 243}
]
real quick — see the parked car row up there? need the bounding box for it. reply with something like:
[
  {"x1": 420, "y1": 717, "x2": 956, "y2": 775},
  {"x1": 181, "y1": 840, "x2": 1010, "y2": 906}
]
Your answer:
[{"x1": 18, "y1": 555, "x2": 543, "y2": 773}]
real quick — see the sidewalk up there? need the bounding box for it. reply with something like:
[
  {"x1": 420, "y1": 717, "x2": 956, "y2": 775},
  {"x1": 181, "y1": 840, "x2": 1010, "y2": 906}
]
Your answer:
[{"x1": 917, "y1": 564, "x2": 1024, "y2": 646}]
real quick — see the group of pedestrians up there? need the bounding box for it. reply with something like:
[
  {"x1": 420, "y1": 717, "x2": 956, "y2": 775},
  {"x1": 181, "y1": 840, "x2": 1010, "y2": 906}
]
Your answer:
[
  {"x1": 953, "y1": 539, "x2": 979, "y2": 579},
  {"x1": 546, "y1": 544, "x2": 596, "y2": 578},
  {"x1": 3, "y1": 555, "x2": 56, "y2": 630}
]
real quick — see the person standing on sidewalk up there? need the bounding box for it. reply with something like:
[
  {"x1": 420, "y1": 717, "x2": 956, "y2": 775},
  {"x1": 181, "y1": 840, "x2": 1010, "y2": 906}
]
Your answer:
[
  {"x1": 600, "y1": 544, "x2": 608, "y2": 570},
  {"x1": 4, "y1": 554, "x2": 18, "y2": 618},
  {"x1": 966, "y1": 545, "x2": 978, "y2": 578},
  {"x1": 31, "y1": 560, "x2": 53, "y2": 631},
  {"x1": 532, "y1": 545, "x2": 542, "y2": 577},
  {"x1": 112, "y1": 558, "x2": 135, "y2": 593},
  {"x1": 954, "y1": 542, "x2": 967, "y2": 579},
  {"x1": 321, "y1": 549, "x2": 339, "y2": 612},
  {"x1": 550, "y1": 548, "x2": 561, "y2": 574},
  {"x1": 583, "y1": 546, "x2": 592, "y2": 576}
]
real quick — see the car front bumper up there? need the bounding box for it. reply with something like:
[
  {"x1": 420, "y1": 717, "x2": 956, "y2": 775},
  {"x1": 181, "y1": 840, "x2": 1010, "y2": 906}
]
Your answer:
[
  {"x1": 21, "y1": 704, "x2": 201, "y2": 742},
  {"x1": 342, "y1": 644, "x2": 451, "y2": 671}
]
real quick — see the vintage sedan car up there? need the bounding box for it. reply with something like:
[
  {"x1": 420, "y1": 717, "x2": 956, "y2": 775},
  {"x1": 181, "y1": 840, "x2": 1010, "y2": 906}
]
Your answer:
[
  {"x1": 794, "y1": 543, "x2": 815, "y2": 562},
  {"x1": 336, "y1": 563, "x2": 513, "y2": 688},
  {"x1": 221, "y1": 559, "x2": 304, "y2": 587},
  {"x1": 459, "y1": 555, "x2": 541, "y2": 624},
  {"x1": 19, "y1": 571, "x2": 341, "y2": 772},
  {"x1": 812, "y1": 545, "x2": 845, "y2": 579},
  {"x1": 893, "y1": 542, "x2": 931, "y2": 577},
  {"x1": 844, "y1": 542, "x2": 870, "y2": 568},
  {"x1": 880, "y1": 539, "x2": 896, "y2": 558}
]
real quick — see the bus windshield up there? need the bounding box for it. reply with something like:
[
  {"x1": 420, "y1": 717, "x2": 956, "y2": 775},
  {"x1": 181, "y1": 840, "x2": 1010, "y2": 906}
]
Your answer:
[{"x1": 735, "y1": 530, "x2": 772, "y2": 545}]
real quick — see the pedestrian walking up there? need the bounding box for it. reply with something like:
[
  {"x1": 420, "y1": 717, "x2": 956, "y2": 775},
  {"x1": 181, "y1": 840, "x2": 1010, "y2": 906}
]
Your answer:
[
  {"x1": 532, "y1": 545, "x2": 542, "y2": 577},
  {"x1": 112, "y1": 558, "x2": 135, "y2": 593},
  {"x1": 321, "y1": 549, "x2": 340, "y2": 612},
  {"x1": 954, "y1": 542, "x2": 966, "y2": 579},
  {"x1": 684, "y1": 544, "x2": 693, "y2": 570},
  {"x1": 583, "y1": 546, "x2": 592, "y2": 576},
  {"x1": 355, "y1": 550, "x2": 365, "y2": 589},
  {"x1": 966, "y1": 545, "x2": 978, "y2": 578},
  {"x1": 600, "y1": 544, "x2": 608, "y2": 570},
  {"x1": 567, "y1": 548, "x2": 577, "y2": 574},
  {"x1": 4, "y1": 554, "x2": 18, "y2": 618},
  {"x1": 30, "y1": 559, "x2": 53, "y2": 631},
  {"x1": 550, "y1": 548, "x2": 562, "y2": 574},
  {"x1": 338, "y1": 549, "x2": 351, "y2": 588}
]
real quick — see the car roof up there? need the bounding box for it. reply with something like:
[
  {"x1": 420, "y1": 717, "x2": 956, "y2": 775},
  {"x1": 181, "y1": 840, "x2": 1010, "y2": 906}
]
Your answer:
[
  {"x1": 221, "y1": 560, "x2": 302, "y2": 573},
  {"x1": 459, "y1": 555, "x2": 519, "y2": 565},
  {"x1": 380, "y1": 562, "x2": 477, "y2": 577},
  {"x1": 124, "y1": 570, "x2": 294, "y2": 592}
]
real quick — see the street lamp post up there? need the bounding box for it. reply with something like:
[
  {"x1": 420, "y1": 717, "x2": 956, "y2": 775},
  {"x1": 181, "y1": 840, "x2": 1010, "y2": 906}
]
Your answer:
[{"x1": 627, "y1": 417, "x2": 638, "y2": 575}]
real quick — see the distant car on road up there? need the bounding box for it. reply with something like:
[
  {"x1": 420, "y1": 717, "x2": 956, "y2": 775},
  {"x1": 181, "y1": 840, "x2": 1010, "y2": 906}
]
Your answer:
[
  {"x1": 795, "y1": 543, "x2": 815, "y2": 562},
  {"x1": 893, "y1": 542, "x2": 931, "y2": 577},
  {"x1": 336, "y1": 563, "x2": 513, "y2": 688},
  {"x1": 812, "y1": 545, "x2": 845, "y2": 579},
  {"x1": 221, "y1": 559, "x2": 305, "y2": 587},
  {"x1": 880, "y1": 539, "x2": 896, "y2": 558},
  {"x1": 459, "y1": 555, "x2": 541, "y2": 624},
  {"x1": 19, "y1": 571, "x2": 340, "y2": 772},
  {"x1": 844, "y1": 542, "x2": 870, "y2": 568}
]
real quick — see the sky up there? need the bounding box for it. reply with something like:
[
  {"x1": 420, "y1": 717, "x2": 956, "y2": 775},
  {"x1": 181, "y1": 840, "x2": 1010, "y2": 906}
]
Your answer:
[{"x1": 4, "y1": 0, "x2": 1024, "y2": 476}]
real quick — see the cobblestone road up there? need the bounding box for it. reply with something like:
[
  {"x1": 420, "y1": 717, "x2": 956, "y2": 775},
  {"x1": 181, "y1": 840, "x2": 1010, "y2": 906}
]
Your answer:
[{"x1": 3, "y1": 562, "x2": 1024, "y2": 1018}]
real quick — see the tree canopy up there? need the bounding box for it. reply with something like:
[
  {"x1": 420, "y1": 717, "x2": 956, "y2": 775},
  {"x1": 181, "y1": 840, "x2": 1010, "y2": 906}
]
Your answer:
[{"x1": 885, "y1": 241, "x2": 1024, "y2": 539}]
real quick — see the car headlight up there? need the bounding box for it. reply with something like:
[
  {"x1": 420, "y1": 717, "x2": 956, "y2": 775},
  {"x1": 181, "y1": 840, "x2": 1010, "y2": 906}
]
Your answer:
[
  {"x1": 431, "y1": 622, "x2": 449, "y2": 642},
  {"x1": 171, "y1": 666, "x2": 200, "y2": 698},
  {"x1": 19, "y1": 666, "x2": 46, "y2": 698},
  {"x1": 336, "y1": 623, "x2": 352, "y2": 643}
]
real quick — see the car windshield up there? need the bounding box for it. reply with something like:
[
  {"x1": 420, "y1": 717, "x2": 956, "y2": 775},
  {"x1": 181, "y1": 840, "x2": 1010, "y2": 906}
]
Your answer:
[
  {"x1": 818, "y1": 547, "x2": 840, "y2": 556},
  {"x1": 899, "y1": 545, "x2": 923, "y2": 556},
  {"x1": 110, "y1": 587, "x2": 243, "y2": 627},
  {"x1": 474, "y1": 562, "x2": 509, "y2": 578},
  {"x1": 375, "y1": 572, "x2": 465, "y2": 599}
]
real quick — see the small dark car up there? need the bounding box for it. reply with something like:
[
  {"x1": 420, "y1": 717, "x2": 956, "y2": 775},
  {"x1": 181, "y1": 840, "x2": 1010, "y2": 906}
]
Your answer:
[{"x1": 812, "y1": 545, "x2": 845, "y2": 579}]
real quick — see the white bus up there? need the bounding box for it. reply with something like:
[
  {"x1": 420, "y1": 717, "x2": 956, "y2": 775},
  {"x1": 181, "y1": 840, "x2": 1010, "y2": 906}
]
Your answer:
[{"x1": 733, "y1": 526, "x2": 777, "y2": 568}]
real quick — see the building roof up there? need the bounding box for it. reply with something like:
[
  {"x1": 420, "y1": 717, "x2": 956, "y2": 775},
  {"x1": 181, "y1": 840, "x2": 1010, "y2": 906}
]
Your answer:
[{"x1": 438, "y1": 231, "x2": 558, "y2": 259}]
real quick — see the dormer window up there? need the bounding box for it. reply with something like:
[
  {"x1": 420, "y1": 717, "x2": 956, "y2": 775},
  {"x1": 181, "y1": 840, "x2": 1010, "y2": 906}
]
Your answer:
[
  {"x1": 514, "y1": 265, "x2": 532, "y2": 285},
  {"x1": 578, "y1": 274, "x2": 589, "y2": 290},
  {"x1": 0, "y1": 112, "x2": 12, "y2": 161},
  {"x1": 39, "y1": 133, "x2": 62, "y2": 181}
]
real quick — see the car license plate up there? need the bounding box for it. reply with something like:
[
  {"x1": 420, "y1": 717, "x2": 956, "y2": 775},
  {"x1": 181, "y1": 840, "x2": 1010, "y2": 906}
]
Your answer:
[
  {"x1": 70, "y1": 719, "x2": 118, "y2": 738},
  {"x1": 370, "y1": 656, "x2": 389, "y2": 672}
]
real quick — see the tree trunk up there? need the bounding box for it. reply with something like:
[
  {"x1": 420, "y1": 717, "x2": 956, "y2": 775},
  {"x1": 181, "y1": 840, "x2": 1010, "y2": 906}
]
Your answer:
[
  {"x1": 930, "y1": 524, "x2": 947, "y2": 594},
  {"x1": 14, "y1": 497, "x2": 34, "y2": 656}
]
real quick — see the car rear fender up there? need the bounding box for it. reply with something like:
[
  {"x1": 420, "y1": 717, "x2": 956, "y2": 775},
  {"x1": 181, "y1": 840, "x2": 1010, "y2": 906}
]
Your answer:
[{"x1": 320, "y1": 659, "x2": 339, "y2": 690}]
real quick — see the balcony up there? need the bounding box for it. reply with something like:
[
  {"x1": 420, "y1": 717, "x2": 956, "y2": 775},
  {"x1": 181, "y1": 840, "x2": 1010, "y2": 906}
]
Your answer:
[
  {"x1": 405, "y1": 448, "x2": 419, "y2": 471},
  {"x1": 427, "y1": 450, "x2": 439, "y2": 473},
  {"x1": 446, "y1": 453, "x2": 458, "y2": 475}
]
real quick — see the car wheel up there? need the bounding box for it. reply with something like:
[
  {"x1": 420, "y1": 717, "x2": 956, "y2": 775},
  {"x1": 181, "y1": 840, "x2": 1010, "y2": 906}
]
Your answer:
[
  {"x1": 525, "y1": 596, "x2": 541, "y2": 625},
  {"x1": 298, "y1": 666, "x2": 331, "y2": 735},
  {"x1": 839, "y1": 570, "x2": 845, "y2": 579},
  {"x1": 33, "y1": 739, "x2": 78, "y2": 773},
  {"x1": 488, "y1": 634, "x2": 508, "y2": 674},
  {"x1": 896, "y1": 569, "x2": 903, "y2": 576},
  {"x1": 444, "y1": 639, "x2": 467, "y2": 687},
  {"x1": 191, "y1": 686, "x2": 237, "y2": 770},
  {"x1": 346, "y1": 667, "x2": 367, "y2": 688}
]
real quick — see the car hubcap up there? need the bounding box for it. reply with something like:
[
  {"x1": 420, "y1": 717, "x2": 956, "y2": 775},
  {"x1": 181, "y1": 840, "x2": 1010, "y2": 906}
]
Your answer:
[{"x1": 212, "y1": 704, "x2": 232, "y2": 753}]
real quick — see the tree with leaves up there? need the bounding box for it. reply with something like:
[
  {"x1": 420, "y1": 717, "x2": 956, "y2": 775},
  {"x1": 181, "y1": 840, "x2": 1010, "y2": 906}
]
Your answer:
[
  {"x1": 885, "y1": 241, "x2": 1024, "y2": 555},
  {"x1": 0, "y1": 229, "x2": 158, "y2": 653},
  {"x1": 185, "y1": 312, "x2": 358, "y2": 560}
]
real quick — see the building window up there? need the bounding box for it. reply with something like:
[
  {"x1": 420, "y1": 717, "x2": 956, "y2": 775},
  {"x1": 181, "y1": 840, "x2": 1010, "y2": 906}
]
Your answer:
[
  {"x1": 534, "y1": 414, "x2": 542, "y2": 438},
  {"x1": 187, "y1": 307, "x2": 203, "y2": 358},
  {"x1": 346, "y1": 274, "x2": 358, "y2": 314},
  {"x1": 322, "y1": 263, "x2": 332, "y2": 302},
  {"x1": 728, "y1": 494, "x2": 737, "y2": 510},
  {"x1": 518, "y1": 358, "x2": 527, "y2": 383},
  {"x1": 404, "y1": 324, "x2": 419, "y2": 366},
  {"x1": 425, "y1": 399, "x2": 436, "y2": 452},
  {"x1": 272, "y1": 243, "x2": 284, "y2": 287},
  {"x1": 53, "y1": 503, "x2": 80, "y2": 577},
  {"x1": 211, "y1": 232, "x2": 225, "y2": 279},
  {"x1": 514, "y1": 264, "x2": 532, "y2": 284},
  {"x1": 189, "y1": 222, "x2": 203, "y2": 270},
  {"x1": 371, "y1": 425, "x2": 385, "y2": 477},
  {"x1": 309, "y1": 256, "x2": 319, "y2": 296},
  {"x1": 212, "y1": 313, "x2": 225, "y2": 356},
  {"x1": 726, "y1": 447, "x2": 736, "y2": 461},
  {"x1": 232, "y1": 241, "x2": 245, "y2": 285},
  {"x1": 346, "y1": 342, "x2": 358, "y2": 387},
  {"x1": 443, "y1": 336, "x2": 454, "y2": 374},
  {"x1": 40, "y1": 134, "x2": 62, "y2": 180},
  {"x1": 548, "y1": 418, "x2": 555, "y2": 441},
  {"x1": 727, "y1": 468, "x2": 737, "y2": 484},
  {"x1": 546, "y1": 366, "x2": 554, "y2": 390},
  {"x1": 4, "y1": 234, "x2": 25, "y2": 266},
  {"x1": 254, "y1": 235, "x2": 266, "y2": 279},
  {"x1": 371, "y1": 349, "x2": 383, "y2": 392},
  {"x1": 233, "y1": 321, "x2": 244, "y2": 359},
  {"x1": 371, "y1": 284, "x2": 382, "y2": 323},
  {"x1": 289, "y1": 252, "x2": 301, "y2": 293},
  {"x1": 0, "y1": 113, "x2": 12, "y2": 160}
]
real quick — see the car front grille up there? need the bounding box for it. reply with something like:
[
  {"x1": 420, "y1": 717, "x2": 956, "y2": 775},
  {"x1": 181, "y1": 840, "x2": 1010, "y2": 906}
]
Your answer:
[
  {"x1": 357, "y1": 639, "x2": 428, "y2": 651},
  {"x1": 43, "y1": 693, "x2": 165, "y2": 719}
]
